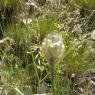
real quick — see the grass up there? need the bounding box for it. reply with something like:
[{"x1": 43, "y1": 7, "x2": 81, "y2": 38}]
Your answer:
[{"x1": 0, "y1": 0, "x2": 95, "y2": 95}]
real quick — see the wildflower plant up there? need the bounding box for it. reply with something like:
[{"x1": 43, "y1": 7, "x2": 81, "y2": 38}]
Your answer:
[{"x1": 42, "y1": 32, "x2": 64, "y2": 94}]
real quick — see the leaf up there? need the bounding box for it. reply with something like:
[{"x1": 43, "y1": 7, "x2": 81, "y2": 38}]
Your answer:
[{"x1": 15, "y1": 87, "x2": 24, "y2": 95}]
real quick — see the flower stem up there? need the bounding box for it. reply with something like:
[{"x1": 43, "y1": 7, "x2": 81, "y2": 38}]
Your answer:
[{"x1": 50, "y1": 60, "x2": 55, "y2": 95}]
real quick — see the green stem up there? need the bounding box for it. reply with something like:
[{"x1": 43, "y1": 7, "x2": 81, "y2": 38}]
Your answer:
[
  {"x1": 31, "y1": 52, "x2": 40, "y2": 93},
  {"x1": 50, "y1": 63, "x2": 55, "y2": 95}
]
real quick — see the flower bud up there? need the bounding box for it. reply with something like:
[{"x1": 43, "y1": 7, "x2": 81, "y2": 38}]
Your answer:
[{"x1": 42, "y1": 32, "x2": 64, "y2": 64}]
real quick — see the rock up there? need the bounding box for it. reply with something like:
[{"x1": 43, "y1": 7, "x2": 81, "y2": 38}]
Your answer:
[
  {"x1": 25, "y1": 0, "x2": 40, "y2": 16},
  {"x1": 75, "y1": 69, "x2": 95, "y2": 94}
]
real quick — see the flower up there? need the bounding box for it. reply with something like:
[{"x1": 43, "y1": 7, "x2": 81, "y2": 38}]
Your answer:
[
  {"x1": 91, "y1": 30, "x2": 95, "y2": 40},
  {"x1": 42, "y1": 32, "x2": 64, "y2": 64}
]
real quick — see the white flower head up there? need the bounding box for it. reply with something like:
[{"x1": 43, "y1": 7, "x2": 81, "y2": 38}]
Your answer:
[
  {"x1": 42, "y1": 32, "x2": 64, "y2": 64},
  {"x1": 91, "y1": 30, "x2": 95, "y2": 40}
]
